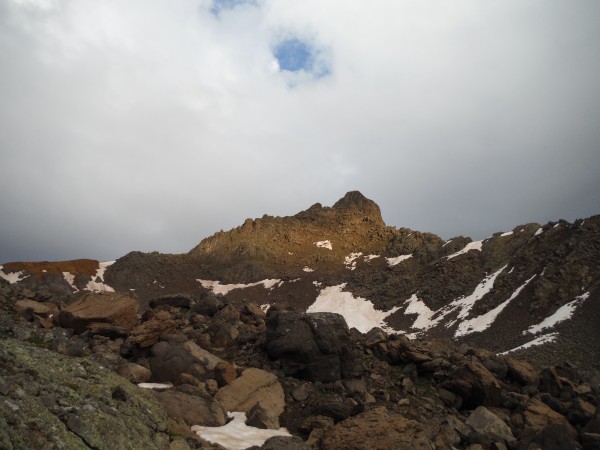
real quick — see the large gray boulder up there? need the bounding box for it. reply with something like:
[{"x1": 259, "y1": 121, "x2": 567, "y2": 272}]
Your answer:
[{"x1": 265, "y1": 311, "x2": 362, "y2": 382}]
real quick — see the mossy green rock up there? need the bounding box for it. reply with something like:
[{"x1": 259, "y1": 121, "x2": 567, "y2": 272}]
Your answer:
[{"x1": 0, "y1": 337, "x2": 169, "y2": 449}]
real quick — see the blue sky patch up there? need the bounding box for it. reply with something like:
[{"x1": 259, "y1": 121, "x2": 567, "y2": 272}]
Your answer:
[
  {"x1": 273, "y1": 38, "x2": 331, "y2": 80},
  {"x1": 211, "y1": 0, "x2": 255, "y2": 16}
]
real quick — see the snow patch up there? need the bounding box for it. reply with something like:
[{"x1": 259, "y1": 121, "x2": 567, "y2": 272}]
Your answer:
[
  {"x1": 0, "y1": 266, "x2": 29, "y2": 284},
  {"x1": 500, "y1": 231, "x2": 513, "y2": 237},
  {"x1": 364, "y1": 254, "x2": 380, "y2": 262},
  {"x1": 446, "y1": 240, "x2": 484, "y2": 260},
  {"x1": 192, "y1": 412, "x2": 291, "y2": 450},
  {"x1": 403, "y1": 294, "x2": 442, "y2": 333},
  {"x1": 455, "y1": 274, "x2": 536, "y2": 337},
  {"x1": 85, "y1": 261, "x2": 115, "y2": 292},
  {"x1": 386, "y1": 254, "x2": 412, "y2": 267},
  {"x1": 534, "y1": 227, "x2": 543, "y2": 236},
  {"x1": 138, "y1": 383, "x2": 173, "y2": 390},
  {"x1": 303, "y1": 267, "x2": 314, "y2": 272},
  {"x1": 314, "y1": 240, "x2": 332, "y2": 250},
  {"x1": 260, "y1": 304, "x2": 270, "y2": 313},
  {"x1": 198, "y1": 279, "x2": 282, "y2": 295},
  {"x1": 62, "y1": 272, "x2": 79, "y2": 292},
  {"x1": 442, "y1": 239, "x2": 453, "y2": 247},
  {"x1": 500, "y1": 333, "x2": 558, "y2": 355},
  {"x1": 307, "y1": 284, "x2": 400, "y2": 333},
  {"x1": 525, "y1": 292, "x2": 590, "y2": 335},
  {"x1": 344, "y1": 252, "x2": 362, "y2": 270}
]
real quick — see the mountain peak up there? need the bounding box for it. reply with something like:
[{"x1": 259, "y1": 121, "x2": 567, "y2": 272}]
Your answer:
[{"x1": 332, "y1": 191, "x2": 383, "y2": 224}]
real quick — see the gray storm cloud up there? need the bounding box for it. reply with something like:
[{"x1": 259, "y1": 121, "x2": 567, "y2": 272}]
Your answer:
[{"x1": 1, "y1": 0, "x2": 599, "y2": 263}]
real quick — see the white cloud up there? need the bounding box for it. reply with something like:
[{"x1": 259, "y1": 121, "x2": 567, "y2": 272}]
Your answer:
[{"x1": 1, "y1": 0, "x2": 599, "y2": 261}]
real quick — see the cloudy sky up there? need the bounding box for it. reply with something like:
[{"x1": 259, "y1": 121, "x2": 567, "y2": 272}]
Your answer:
[{"x1": 1, "y1": 0, "x2": 599, "y2": 263}]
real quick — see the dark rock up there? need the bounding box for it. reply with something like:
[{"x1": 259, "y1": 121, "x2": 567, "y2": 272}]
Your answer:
[
  {"x1": 258, "y1": 435, "x2": 310, "y2": 450},
  {"x1": 149, "y1": 293, "x2": 194, "y2": 309},
  {"x1": 266, "y1": 311, "x2": 362, "y2": 382},
  {"x1": 246, "y1": 402, "x2": 278, "y2": 430},
  {"x1": 439, "y1": 360, "x2": 503, "y2": 409}
]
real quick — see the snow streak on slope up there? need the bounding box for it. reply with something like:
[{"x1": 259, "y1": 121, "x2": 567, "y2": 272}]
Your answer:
[
  {"x1": 455, "y1": 274, "x2": 536, "y2": 337},
  {"x1": 0, "y1": 266, "x2": 29, "y2": 283},
  {"x1": 192, "y1": 412, "x2": 290, "y2": 450},
  {"x1": 446, "y1": 240, "x2": 484, "y2": 260},
  {"x1": 419, "y1": 265, "x2": 507, "y2": 332},
  {"x1": 386, "y1": 254, "x2": 412, "y2": 266},
  {"x1": 500, "y1": 333, "x2": 559, "y2": 355},
  {"x1": 198, "y1": 279, "x2": 282, "y2": 295},
  {"x1": 307, "y1": 284, "x2": 400, "y2": 333},
  {"x1": 62, "y1": 272, "x2": 78, "y2": 292},
  {"x1": 525, "y1": 292, "x2": 590, "y2": 335}
]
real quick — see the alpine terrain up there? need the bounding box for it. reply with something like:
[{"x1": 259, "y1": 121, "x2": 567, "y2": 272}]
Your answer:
[{"x1": 1, "y1": 191, "x2": 599, "y2": 449}]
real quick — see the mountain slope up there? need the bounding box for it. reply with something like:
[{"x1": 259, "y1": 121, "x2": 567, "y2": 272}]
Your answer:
[{"x1": 1, "y1": 191, "x2": 598, "y2": 369}]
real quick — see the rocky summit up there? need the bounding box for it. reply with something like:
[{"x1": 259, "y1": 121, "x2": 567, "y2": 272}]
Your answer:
[{"x1": 1, "y1": 191, "x2": 599, "y2": 449}]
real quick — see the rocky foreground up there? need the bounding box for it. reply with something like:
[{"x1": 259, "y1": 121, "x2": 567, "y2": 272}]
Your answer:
[{"x1": 1, "y1": 277, "x2": 600, "y2": 450}]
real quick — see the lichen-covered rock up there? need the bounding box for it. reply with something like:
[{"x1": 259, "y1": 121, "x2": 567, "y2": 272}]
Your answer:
[{"x1": 0, "y1": 337, "x2": 169, "y2": 449}]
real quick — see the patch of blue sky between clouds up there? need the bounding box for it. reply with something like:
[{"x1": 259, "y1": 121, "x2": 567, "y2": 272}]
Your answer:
[
  {"x1": 210, "y1": 0, "x2": 257, "y2": 16},
  {"x1": 273, "y1": 38, "x2": 331, "y2": 86}
]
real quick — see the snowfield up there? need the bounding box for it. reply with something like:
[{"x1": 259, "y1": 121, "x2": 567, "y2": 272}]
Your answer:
[
  {"x1": 192, "y1": 412, "x2": 291, "y2": 450},
  {"x1": 307, "y1": 284, "x2": 400, "y2": 333},
  {"x1": 0, "y1": 266, "x2": 29, "y2": 284},
  {"x1": 86, "y1": 261, "x2": 115, "y2": 292}
]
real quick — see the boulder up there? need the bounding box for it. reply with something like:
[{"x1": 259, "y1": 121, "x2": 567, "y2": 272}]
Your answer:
[
  {"x1": 465, "y1": 406, "x2": 516, "y2": 447},
  {"x1": 440, "y1": 360, "x2": 503, "y2": 409},
  {"x1": 321, "y1": 407, "x2": 434, "y2": 450},
  {"x1": 214, "y1": 368, "x2": 285, "y2": 429},
  {"x1": 15, "y1": 299, "x2": 59, "y2": 319},
  {"x1": 191, "y1": 292, "x2": 223, "y2": 317},
  {"x1": 520, "y1": 399, "x2": 579, "y2": 449},
  {"x1": 117, "y1": 363, "x2": 152, "y2": 383},
  {"x1": 60, "y1": 292, "x2": 139, "y2": 334},
  {"x1": 259, "y1": 436, "x2": 311, "y2": 450},
  {"x1": 245, "y1": 402, "x2": 278, "y2": 429},
  {"x1": 266, "y1": 311, "x2": 361, "y2": 382},
  {"x1": 506, "y1": 358, "x2": 540, "y2": 388},
  {"x1": 149, "y1": 340, "x2": 225, "y2": 384},
  {"x1": 149, "y1": 294, "x2": 194, "y2": 309},
  {"x1": 127, "y1": 310, "x2": 178, "y2": 348},
  {"x1": 154, "y1": 389, "x2": 226, "y2": 427}
]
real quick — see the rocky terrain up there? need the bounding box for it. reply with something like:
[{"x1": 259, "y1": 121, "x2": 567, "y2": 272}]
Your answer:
[{"x1": 1, "y1": 191, "x2": 599, "y2": 449}]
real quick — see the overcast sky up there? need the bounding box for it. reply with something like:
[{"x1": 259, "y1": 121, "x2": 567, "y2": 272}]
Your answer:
[{"x1": 1, "y1": 0, "x2": 599, "y2": 263}]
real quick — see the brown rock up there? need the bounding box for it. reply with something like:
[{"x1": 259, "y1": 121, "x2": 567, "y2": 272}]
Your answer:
[
  {"x1": 245, "y1": 402, "x2": 278, "y2": 430},
  {"x1": 60, "y1": 292, "x2": 139, "y2": 334},
  {"x1": 465, "y1": 406, "x2": 516, "y2": 447},
  {"x1": 321, "y1": 407, "x2": 434, "y2": 450},
  {"x1": 506, "y1": 358, "x2": 540, "y2": 387},
  {"x1": 214, "y1": 361, "x2": 237, "y2": 387},
  {"x1": 117, "y1": 363, "x2": 151, "y2": 383},
  {"x1": 440, "y1": 360, "x2": 503, "y2": 409},
  {"x1": 155, "y1": 389, "x2": 226, "y2": 427},
  {"x1": 149, "y1": 341, "x2": 225, "y2": 384},
  {"x1": 15, "y1": 299, "x2": 59, "y2": 318},
  {"x1": 214, "y1": 368, "x2": 285, "y2": 429},
  {"x1": 127, "y1": 310, "x2": 178, "y2": 348}
]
